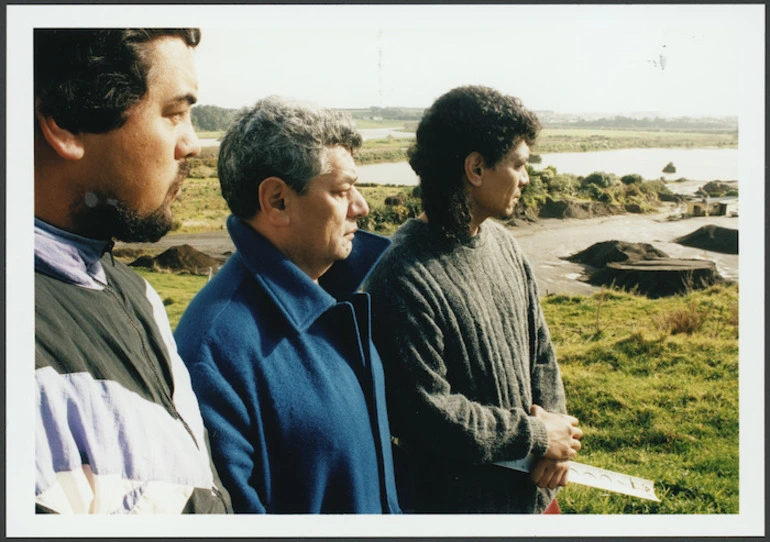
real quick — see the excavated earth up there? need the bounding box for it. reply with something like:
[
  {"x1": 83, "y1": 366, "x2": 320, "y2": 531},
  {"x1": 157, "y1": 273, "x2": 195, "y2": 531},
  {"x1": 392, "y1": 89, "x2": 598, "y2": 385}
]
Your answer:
[
  {"x1": 127, "y1": 244, "x2": 226, "y2": 275},
  {"x1": 565, "y1": 239, "x2": 725, "y2": 298},
  {"x1": 674, "y1": 225, "x2": 738, "y2": 255}
]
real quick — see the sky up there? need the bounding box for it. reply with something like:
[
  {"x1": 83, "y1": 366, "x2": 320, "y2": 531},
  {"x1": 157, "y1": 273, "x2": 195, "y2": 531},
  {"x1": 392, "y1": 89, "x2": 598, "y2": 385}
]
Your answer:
[
  {"x1": 8, "y1": 4, "x2": 763, "y2": 116},
  {"x1": 183, "y1": 4, "x2": 759, "y2": 116},
  {"x1": 4, "y1": 3, "x2": 766, "y2": 538}
]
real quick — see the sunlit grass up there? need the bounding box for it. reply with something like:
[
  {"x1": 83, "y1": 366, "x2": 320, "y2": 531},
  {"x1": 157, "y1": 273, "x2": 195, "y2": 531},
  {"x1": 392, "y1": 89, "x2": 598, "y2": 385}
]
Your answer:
[
  {"x1": 141, "y1": 249, "x2": 740, "y2": 515},
  {"x1": 543, "y1": 284, "x2": 739, "y2": 513}
]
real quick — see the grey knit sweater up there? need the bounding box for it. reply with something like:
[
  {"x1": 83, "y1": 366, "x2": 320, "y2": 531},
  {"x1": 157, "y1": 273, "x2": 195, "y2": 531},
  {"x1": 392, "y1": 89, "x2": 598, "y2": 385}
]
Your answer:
[{"x1": 364, "y1": 218, "x2": 567, "y2": 513}]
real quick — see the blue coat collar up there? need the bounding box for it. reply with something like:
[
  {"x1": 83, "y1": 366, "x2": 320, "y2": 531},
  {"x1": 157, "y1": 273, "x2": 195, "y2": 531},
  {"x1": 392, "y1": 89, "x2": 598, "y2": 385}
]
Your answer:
[{"x1": 226, "y1": 215, "x2": 391, "y2": 333}]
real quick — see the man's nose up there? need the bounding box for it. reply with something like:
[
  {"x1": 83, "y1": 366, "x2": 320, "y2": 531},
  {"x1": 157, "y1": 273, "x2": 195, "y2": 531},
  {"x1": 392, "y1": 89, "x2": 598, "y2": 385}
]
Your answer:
[
  {"x1": 349, "y1": 186, "x2": 369, "y2": 219},
  {"x1": 176, "y1": 120, "x2": 202, "y2": 159},
  {"x1": 520, "y1": 167, "x2": 530, "y2": 186}
]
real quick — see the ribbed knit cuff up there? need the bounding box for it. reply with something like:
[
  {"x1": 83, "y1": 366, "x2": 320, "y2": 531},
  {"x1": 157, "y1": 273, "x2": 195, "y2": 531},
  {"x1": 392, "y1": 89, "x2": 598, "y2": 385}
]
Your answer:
[{"x1": 529, "y1": 417, "x2": 549, "y2": 457}]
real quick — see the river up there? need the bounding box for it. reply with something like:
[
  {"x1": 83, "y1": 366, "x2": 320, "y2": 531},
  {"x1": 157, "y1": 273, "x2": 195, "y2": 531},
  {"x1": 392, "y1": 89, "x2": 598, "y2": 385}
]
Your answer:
[{"x1": 358, "y1": 148, "x2": 739, "y2": 187}]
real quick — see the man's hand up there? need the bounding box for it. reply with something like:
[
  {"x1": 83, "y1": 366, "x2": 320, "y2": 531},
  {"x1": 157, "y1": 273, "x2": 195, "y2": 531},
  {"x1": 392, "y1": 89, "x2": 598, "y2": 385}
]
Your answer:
[
  {"x1": 531, "y1": 404, "x2": 583, "y2": 461},
  {"x1": 530, "y1": 457, "x2": 570, "y2": 489}
]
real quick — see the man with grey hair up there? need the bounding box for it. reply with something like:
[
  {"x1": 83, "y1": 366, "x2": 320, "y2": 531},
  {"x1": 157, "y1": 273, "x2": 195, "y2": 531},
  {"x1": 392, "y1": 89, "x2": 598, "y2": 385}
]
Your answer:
[{"x1": 174, "y1": 96, "x2": 401, "y2": 514}]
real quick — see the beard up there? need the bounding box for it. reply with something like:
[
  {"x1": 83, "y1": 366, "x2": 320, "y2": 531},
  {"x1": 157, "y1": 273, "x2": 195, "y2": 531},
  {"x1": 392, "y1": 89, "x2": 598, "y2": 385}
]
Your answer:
[{"x1": 73, "y1": 163, "x2": 189, "y2": 243}]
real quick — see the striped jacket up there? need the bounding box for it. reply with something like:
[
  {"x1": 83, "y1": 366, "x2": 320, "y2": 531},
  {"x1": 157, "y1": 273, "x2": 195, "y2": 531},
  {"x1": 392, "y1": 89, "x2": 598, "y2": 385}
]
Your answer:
[{"x1": 35, "y1": 220, "x2": 231, "y2": 514}]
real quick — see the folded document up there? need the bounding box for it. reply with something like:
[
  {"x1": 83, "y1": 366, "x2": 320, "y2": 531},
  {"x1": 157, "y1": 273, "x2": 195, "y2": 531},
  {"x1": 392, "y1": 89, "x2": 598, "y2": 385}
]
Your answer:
[{"x1": 494, "y1": 455, "x2": 660, "y2": 502}]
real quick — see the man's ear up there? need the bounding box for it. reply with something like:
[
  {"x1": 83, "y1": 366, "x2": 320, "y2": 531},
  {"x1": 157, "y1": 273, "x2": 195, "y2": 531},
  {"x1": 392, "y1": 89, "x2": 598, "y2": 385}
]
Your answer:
[
  {"x1": 35, "y1": 104, "x2": 85, "y2": 160},
  {"x1": 464, "y1": 152, "x2": 486, "y2": 187},
  {"x1": 257, "y1": 177, "x2": 291, "y2": 226}
]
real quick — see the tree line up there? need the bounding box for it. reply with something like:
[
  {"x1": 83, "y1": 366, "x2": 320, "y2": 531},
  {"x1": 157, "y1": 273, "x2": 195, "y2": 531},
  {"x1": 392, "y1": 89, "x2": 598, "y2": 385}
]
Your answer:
[{"x1": 193, "y1": 104, "x2": 738, "y2": 134}]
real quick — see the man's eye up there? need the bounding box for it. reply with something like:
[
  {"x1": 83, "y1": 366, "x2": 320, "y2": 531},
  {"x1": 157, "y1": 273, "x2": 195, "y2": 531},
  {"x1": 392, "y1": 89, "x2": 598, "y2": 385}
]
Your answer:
[{"x1": 167, "y1": 110, "x2": 188, "y2": 122}]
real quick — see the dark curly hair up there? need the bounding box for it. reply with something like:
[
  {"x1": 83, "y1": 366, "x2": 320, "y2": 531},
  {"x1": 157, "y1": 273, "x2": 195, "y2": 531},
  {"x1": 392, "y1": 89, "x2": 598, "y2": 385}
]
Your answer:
[
  {"x1": 34, "y1": 28, "x2": 201, "y2": 134},
  {"x1": 408, "y1": 85, "x2": 541, "y2": 242}
]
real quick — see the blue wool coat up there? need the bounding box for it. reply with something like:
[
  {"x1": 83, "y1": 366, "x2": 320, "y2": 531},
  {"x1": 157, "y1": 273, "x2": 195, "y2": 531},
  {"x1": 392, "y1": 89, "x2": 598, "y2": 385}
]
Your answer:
[{"x1": 175, "y1": 216, "x2": 400, "y2": 514}]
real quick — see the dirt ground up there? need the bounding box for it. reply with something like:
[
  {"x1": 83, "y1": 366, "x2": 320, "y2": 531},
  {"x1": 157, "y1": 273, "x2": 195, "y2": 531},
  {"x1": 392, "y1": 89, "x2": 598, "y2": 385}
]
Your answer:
[
  {"x1": 509, "y1": 207, "x2": 738, "y2": 296},
  {"x1": 117, "y1": 203, "x2": 739, "y2": 297}
]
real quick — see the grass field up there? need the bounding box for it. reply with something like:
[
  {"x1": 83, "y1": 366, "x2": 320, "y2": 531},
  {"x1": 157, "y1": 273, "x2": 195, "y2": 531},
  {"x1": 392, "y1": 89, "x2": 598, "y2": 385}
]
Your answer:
[
  {"x1": 352, "y1": 128, "x2": 737, "y2": 164},
  {"x1": 139, "y1": 259, "x2": 739, "y2": 515},
  {"x1": 534, "y1": 128, "x2": 738, "y2": 153},
  {"x1": 195, "y1": 126, "x2": 737, "y2": 166},
  {"x1": 169, "y1": 178, "x2": 419, "y2": 235},
  {"x1": 166, "y1": 128, "x2": 740, "y2": 514},
  {"x1": 170, "y1": 177, "x2": 229, "y2": 233},
  {"x1": 541, "y1": 285, "x2": 739, "y2": 513}
]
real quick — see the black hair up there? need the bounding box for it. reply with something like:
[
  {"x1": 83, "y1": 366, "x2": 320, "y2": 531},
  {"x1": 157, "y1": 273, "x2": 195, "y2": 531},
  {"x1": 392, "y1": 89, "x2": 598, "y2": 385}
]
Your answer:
[
  {"x1": 408, "y1": 85, "x2": 541, "y2": 242},
  {"x1": 34, "y1": 28, "x2": 201, "y2": 134}
]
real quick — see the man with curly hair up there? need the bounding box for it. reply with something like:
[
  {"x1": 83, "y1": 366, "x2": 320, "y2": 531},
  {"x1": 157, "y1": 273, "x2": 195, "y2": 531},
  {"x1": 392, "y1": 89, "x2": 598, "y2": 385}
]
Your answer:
[
  {"x1": 34, "y1": 29, "x2": 231, "y2": 514},
  {"x1": 364, "y1": 85, "x2": 583, "y2": 514}
]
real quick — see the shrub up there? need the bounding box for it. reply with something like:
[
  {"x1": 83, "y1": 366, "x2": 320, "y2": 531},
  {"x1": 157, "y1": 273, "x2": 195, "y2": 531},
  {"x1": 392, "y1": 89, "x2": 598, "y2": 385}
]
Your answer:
[
  {"x1": 651, "y1": 300, "x2": 707, "y2": 335},
  {"x1": 662, "y1": 162, "x2": 677, "y2": 173},
  {"x1": 582, "y1": 171, "x2": 617, "y2": 188},
  {"x1": 384, "y1": 194, "x2": 406, "y2": 206},
  {"x1": 520, "y1": 174, "x2": 548, "y2": 209},
  {"x1": 547, "y1": 174, "x2": 577, "y2": 196},
  {"x1": 621, "y1": 173, "x2": 644, "y2": 185}
]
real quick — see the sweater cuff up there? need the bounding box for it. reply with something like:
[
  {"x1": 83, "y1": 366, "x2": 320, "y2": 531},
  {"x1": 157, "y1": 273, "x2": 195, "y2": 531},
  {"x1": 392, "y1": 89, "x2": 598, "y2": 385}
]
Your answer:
[{"x1": 529, "y1": 417, "x2": 549, "y2": 457}]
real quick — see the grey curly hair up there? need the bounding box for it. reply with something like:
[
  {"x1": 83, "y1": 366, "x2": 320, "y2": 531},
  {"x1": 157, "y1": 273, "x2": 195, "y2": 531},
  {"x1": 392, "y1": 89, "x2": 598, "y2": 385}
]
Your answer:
[{"x1": 218, "y1": 95, "x2": 363, "y2": 219}]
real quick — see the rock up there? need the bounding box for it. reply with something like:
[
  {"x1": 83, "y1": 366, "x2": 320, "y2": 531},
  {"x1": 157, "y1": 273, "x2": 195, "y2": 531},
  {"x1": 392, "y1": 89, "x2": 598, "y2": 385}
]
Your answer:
[{"x1": 675, "y1": 225, "x2": 738, "y2": 255}]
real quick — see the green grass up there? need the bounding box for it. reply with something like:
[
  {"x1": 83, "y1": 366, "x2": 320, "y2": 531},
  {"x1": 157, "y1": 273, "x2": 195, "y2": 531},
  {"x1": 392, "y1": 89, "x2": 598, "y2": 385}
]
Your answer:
[
  {"x1": 542, "y1": 284, "x2": 739, "y2": 513},
  {"x1": 134, "y1": 268, "x2": 209, "y2": 328},
  {"x1": 353, "y1": 119, "x2": 411, "y2": 130},
  {"x1": 354, "y1": 127, "x2": 738, "y2": 164},
  {"x1": 357, "y1": 137, "x2": 413, "y2": 164},
  {"x1": 140, "y1": 250, "x2": 739, "y2": 515},
  {"x1": 169, "y1": 178, "x2": 421, "y2": 236},
  {"x1": 535, "y1": 128, "x2": 737, "y2": 153},
  {"x1": 198, "y1": 127, "x2": 736, "y2": 166},
  {"x1": 170, "y1": 177, "x2": 228, "y2": 233}
]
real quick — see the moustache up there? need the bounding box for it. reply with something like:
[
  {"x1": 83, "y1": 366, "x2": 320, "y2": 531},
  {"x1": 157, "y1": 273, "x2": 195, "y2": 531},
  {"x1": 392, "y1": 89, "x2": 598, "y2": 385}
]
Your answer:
[{"x1": 178, "y1": 160, "x2": 192, "y2": 180}]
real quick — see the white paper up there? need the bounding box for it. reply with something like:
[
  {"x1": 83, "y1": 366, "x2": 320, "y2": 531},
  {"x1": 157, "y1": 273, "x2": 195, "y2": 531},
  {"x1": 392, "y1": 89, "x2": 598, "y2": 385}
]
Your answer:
[{"x1": 494, "y1": 456, "x2": 661, "y2": 502}]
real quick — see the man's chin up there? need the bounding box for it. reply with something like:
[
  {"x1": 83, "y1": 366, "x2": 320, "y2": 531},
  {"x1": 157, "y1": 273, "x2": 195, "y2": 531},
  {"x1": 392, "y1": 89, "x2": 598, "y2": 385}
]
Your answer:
[{"x1": 113, "y1": 210, "x2": 174, "y2": 243}]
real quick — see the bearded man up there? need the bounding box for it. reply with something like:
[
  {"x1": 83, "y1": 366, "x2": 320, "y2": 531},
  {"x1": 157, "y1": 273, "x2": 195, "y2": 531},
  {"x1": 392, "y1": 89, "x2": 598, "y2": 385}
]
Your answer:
[{"x1": 34, "y1": 28, "x2": 231, "y2": 514}]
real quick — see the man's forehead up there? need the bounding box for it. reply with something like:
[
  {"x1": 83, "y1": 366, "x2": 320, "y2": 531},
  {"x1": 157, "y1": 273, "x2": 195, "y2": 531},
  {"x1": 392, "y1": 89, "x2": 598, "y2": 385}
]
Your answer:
[
  {"x1": 144, "y1": 37, "x2": 199, "y2": 96},
  {"x1": 324, "y1": 146, "x2": 358, "y2": 178},
  {"x1": 505, "y1": 139, "x2": 530, "y2": 162}
]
